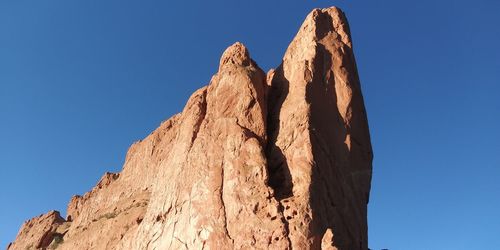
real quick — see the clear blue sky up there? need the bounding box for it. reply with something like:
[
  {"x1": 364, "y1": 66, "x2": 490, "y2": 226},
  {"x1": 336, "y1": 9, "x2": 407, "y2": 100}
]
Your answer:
[{"x1": 1, "y1": 1, "x2": 499, "y2": 249}]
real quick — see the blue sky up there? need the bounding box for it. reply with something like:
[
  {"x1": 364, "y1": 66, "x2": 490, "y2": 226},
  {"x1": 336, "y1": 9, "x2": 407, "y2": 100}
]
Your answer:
[{"x1": 1, "y1": 1, "x2": 499, "y2": 249}]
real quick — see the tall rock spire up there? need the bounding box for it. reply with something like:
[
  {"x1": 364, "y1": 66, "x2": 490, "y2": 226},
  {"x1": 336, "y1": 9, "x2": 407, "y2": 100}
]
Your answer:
[
  {"x1": 267, "y1": 7, "x2": 373, "y2": 249},
  {"x1": 9, "y1": 7, "x2": 372, "y2": 250}
]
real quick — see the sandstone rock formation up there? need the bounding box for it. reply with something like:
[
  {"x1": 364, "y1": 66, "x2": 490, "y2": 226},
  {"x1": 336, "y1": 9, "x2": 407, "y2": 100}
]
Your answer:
[
  {"x1": 8, "y1": 211, "x2": 67, "y2": 250},
  {"x1": 9, "y1": 7, "x2": 372, "y2": 250}
]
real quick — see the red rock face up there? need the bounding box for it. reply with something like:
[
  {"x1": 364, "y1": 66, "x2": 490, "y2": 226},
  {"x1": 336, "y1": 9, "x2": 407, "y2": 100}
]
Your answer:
[
  {"x1": 8, "y1": 211, "x2": 66, "y2": 250},
  {"x1": 9, "y1": 7, "x2": 372, "y2": 250},
  {"x1": 267, "y1": 8, "x2": 373, "y2": 249}
]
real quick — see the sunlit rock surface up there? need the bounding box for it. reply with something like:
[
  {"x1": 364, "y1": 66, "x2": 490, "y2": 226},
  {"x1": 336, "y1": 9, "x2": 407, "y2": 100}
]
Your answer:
[{"x1": 9, "y1": 7, "x2": 372, "y2": 250}]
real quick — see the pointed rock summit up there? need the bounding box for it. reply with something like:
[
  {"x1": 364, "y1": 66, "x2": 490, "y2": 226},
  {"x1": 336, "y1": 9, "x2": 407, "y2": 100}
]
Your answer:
[
  {"x1": 267, "y1": 7, "x2": 373, "y2": 249},
  {"x1": 9, "y1": 7, "x2": 372, "y2": 250}
]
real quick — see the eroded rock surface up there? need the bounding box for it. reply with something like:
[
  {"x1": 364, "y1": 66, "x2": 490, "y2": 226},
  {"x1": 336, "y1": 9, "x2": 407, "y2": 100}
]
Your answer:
[
  {"x1": 267, "y1": 7, "x2": 372, "y2": 249},
  {"x1": 9, "y1": 6, "x2": 372, "y2": 250},
  {"x1": 8, "y1": 211, "x2": 65, "y2": 250}
]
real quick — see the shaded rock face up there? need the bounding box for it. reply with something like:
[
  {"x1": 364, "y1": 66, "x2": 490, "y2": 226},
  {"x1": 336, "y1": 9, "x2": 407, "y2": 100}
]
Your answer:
[
  {"x1": 8, "y1": 211, "x2": 66, "y2": 250},
  {"x1": 9, "y1": 7, "x2": 372, "y2": 250},
  {"x1": 267, "y1": 8, "x2": 372, "y2": 249}
]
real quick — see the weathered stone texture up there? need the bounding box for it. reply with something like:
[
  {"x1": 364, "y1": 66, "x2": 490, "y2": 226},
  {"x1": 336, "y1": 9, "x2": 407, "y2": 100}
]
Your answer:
[{"x1": 9, "y1": 7, "x2": 372, "y2": 250}]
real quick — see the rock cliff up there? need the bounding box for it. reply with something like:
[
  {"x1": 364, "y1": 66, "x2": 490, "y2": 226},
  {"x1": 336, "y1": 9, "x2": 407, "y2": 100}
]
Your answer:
[{"x1": 9, "y1": 7, "x2": 372, "y2": 250}]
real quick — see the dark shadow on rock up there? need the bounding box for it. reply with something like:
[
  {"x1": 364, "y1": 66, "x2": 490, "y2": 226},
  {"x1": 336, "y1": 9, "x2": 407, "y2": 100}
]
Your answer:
[
  {"x1": 265, "y1": 64, "x2": 293, "y2": 200},
  {"x1": 306, "y1": 13, "x2": 372, "y2": 248}
]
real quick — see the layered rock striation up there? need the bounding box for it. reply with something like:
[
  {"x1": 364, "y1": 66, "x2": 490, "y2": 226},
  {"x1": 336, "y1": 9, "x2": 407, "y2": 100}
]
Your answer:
[{"x1": 9, "y1": 7, "x2": 372, "y2": 250}]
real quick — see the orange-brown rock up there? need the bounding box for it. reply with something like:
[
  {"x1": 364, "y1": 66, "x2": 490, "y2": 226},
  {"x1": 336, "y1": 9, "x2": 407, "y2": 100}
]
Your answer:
[
  {"x1": 266, "y1": 7, "x2": 372, "y2": 249},
  {"x1": 8, "y1": 211, "x2": 66, "y2": 250},
  {"x1": 9, "y1": 6, "x2": 372, "y2": 250}
]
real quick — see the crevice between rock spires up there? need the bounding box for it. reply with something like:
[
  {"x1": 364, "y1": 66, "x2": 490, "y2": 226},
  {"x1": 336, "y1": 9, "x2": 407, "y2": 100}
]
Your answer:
[
  {"x1": 263, "y1": 65, "x2": 294, "y2": 248},
  {"x1": 265, "y1": 65, "x2": 294, "y2": 201}
]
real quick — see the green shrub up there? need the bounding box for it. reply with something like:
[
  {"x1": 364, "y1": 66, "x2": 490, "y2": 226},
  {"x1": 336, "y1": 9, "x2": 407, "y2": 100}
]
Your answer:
[
  {"x1": 50, "y1": 234, "x2": 64, "y2": 249},
  {"x1": 104, "y1": 212, "x2": 117, "y2": 219}
]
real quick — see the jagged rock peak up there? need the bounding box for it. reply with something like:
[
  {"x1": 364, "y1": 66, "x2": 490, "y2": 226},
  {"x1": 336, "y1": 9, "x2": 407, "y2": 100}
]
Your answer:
[
  {"x1": 297, "y1": 7, "x2": 352, "y2": 46},
  {"x1": 8, "y1": 211, "x2": 67, "y2": 250},
  {"x1": 9, "y1": 6, "x2": 372, "y2": 250},
  {"x1": 219, "y1": 42, "x2": 252, "y2": 70}
]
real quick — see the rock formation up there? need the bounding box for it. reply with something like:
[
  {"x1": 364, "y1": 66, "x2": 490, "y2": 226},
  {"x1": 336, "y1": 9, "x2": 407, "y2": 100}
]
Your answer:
[{"x1": 9, "y1": 7, "x2": 372, "y2": 250}]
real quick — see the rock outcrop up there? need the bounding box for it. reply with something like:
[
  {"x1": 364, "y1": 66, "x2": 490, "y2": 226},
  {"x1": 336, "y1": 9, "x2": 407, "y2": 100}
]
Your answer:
[
  {"x1": 8, "y1": 211, "x2": 67, "y2": 250},
  {"x1": 9, "y1": 6, "x2": 372, "y2": 250}
]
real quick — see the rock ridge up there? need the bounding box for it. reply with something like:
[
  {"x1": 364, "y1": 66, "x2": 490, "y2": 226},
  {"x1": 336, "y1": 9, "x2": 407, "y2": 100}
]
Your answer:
[{"x1": 9, "y1": 6, "x2": 372, "y2": 250}]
